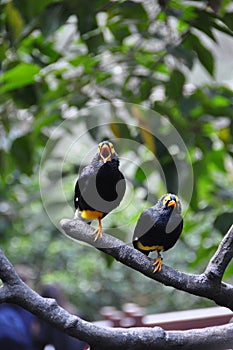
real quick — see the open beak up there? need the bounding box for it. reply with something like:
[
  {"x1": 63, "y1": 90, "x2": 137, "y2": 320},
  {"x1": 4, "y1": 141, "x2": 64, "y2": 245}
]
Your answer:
[
  {"x1": 100, "y1": 144, "x2": 112, "y2": 163},
  {"x1": 167, "y1": 200, "x2": 176, "y2": 207}
]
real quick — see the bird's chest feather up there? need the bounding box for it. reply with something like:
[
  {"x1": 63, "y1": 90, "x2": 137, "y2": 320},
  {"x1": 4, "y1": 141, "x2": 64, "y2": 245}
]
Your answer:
[
  {"x1": 152, "y1": 211, "x2": 182, "y2": 249},
  {"x1": 154, "y1": 211, "x2": 180, "y2": 234},
  {"x1": 96, "y1": 162, "x2": 120, "y2": 200},
  {"x1": 141, "y1": 210, "x2": 180, "y2": 243}
]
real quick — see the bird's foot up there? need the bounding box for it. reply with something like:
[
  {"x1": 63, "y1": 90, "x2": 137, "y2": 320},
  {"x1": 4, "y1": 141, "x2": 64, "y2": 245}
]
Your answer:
[
  {"x1": 152, "y1": 257, "x2": 163, "y2": 273},
  {"x1": 92, "y1": 225, "x2": 102, "y2": 241}
]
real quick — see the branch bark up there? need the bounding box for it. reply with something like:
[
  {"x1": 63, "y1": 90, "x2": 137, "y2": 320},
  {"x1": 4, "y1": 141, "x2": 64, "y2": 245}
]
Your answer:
[
  {"x1": 61, "y1": 219, "x2": 233, "y2": 311},
  {"x1": 0, "y1": 222, "x2": 233, "y2": 349}
]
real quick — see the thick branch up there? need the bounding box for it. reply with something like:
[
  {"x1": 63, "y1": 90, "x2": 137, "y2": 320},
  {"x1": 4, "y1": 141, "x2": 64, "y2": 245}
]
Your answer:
[
  {"x1": 61, "y1": 219, "x2": 233, "y2": 311},
  {"x1": 1, "y1": 224, "x2": 233, "y2": 349},
  {"x1": 0, "y1": 249, "x2": 233, "y2": 349}
]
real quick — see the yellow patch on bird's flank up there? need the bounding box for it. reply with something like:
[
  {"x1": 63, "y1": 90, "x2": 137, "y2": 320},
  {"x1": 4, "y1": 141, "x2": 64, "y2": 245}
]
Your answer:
[
  {"x1": 137, "y1": 241, "x2": 163, "y2": 252},
  {"x1": 81, "y1": 210, "x2": 104, "y2": 220}
]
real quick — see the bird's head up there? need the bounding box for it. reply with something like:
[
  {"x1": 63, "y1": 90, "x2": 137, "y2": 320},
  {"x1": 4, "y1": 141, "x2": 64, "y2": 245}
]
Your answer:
[
  {"x1": 97, "y1": 141, "x2": 118, "y2": 163},
  {"x1": 159, "y1": 193, "x2": 182, "y2": 214}
]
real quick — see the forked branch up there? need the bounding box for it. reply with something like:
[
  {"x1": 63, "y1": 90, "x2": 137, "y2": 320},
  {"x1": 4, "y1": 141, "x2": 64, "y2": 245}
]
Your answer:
[
  {"x1": 0, "y1": 222, "x2": 233, "y2": 349},
  {"x1": 61, "y1": 220, "x2": 233, "y2": 310}
]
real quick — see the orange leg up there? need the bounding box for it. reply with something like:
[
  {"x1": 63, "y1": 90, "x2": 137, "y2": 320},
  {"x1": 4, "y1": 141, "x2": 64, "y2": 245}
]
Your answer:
[
  {"x1": 152, "y1": 250, "x2": 163, "y2": 273},
  {"x1": 92, "y1": 217, "x2": 102, "y2": 241}
]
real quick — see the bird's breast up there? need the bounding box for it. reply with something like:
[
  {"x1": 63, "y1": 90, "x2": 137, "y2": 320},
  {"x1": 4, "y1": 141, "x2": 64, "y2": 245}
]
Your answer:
[{"x1": 96, "y1": 163, "x2": 124, "y2": 201}]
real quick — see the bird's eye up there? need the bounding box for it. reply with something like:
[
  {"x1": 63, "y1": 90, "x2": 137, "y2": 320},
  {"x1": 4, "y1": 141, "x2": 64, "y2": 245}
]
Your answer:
[{"x1": 162, "y1": 195, "x2": 171, "y2": 206}]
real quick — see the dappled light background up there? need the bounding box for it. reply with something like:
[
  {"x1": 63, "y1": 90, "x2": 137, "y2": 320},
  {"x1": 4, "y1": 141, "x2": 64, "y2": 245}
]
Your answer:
[{"x1": 1, "y1": 0, "x2": 233, "y2": 319}]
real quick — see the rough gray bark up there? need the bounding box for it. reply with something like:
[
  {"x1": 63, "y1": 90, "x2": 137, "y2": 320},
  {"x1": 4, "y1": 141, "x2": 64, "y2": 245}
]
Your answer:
[
  {"x1": 61, "y1": 220, "x2": 233, "y2": 310},
  {"x1": 0, "y1": 221, "x2": 232, "y2": 349}
]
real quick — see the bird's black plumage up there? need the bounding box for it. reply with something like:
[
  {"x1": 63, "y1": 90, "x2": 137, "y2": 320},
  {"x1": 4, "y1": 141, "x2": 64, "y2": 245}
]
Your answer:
[
  {"x1": 74, "y1": 141, "x2": 126, "y2": 240},
  {"x1": 133, "y1": 193, "x2": 183, "y2": 272}
]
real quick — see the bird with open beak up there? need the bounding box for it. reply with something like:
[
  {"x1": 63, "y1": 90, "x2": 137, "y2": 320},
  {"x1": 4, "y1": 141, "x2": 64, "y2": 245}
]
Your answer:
[{"x1": 74, "y1": 141, "x2": 126, "y2": 241}]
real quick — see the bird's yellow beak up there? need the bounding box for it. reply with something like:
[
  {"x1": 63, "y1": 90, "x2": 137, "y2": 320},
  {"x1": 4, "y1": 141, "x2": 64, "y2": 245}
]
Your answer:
[
  {"x1": 100, "y1": 144, "x2": 112, "y2": 163},
  {"x1": 167, "y1": 200, "x2": 176, "y2": 207}
]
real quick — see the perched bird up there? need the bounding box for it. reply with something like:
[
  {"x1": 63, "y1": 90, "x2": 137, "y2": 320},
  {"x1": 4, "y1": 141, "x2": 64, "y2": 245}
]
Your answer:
[
  {"x1": 132, "y1": 194, "x2": 183, "y2": 273},
  {"x1": 74, "y1": 141, "x2": 126, "y2": 241}
]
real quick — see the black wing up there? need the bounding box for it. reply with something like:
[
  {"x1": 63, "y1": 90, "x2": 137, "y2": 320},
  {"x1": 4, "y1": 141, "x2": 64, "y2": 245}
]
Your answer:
[
  {"x1": 133, "y1": 208, "x2": 155, "y2": 241},
  {"x1": 74, "y1": 164, "x2": 95, "y2": 210}
]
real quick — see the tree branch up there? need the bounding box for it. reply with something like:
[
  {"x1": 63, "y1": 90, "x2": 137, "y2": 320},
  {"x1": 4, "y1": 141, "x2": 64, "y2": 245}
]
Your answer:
[
  {"x1": 1, "y1": 221, "x2": 233, "y2": 349},
  {"x1": 0, "y1": 249, "x2": 233, "y2": 350},
  {"x1": 204, "y1": 225, "x2": 233, "y2": 281},
  {"x1": 0, "y1": 246, "x2": 233, "y2": 350},
  {"x1": 61, "y1": 219, "x2": 233, "y2": 311}
]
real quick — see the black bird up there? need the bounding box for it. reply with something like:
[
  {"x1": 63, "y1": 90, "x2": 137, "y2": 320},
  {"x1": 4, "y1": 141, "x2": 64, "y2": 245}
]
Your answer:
[
  {"x1": 133, "y1": 194, "x2": 183, "y2": 272},
  {"x1": 74, "y1": 141, "x2": 126, "y2": 241}
]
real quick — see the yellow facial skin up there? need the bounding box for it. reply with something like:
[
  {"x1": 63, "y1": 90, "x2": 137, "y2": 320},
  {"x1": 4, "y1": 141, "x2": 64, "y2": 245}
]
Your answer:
[{"x1": 162, "y1": 194, "x2": 179, "y2": 207}]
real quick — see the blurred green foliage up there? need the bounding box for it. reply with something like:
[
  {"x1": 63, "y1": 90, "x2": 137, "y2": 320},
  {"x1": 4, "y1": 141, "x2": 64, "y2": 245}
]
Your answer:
[{"x1": 0, "y1": 0, "x2": 233, "y2": 319}]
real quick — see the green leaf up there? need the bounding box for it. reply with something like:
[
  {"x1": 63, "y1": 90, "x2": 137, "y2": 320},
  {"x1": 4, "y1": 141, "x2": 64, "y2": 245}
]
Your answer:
[
  {"x1": 134, "y1": 51, "x2": 156, "y2": 69},
  {"x1": 139, "y1": 78, "x2": 155, "y2": 101},
  {"x1": 20, "y1": 34, "x2": 61, "y2": 64},
  {"x1": 211, "y1": 95, "x2": 231, "y2": 108},
  {"x1": 40, "y1": 2, "x2": 70, "y2": 37},
  {"x1": 5, "y1": 1, "x2": 24, "y2": 38},
  {"x1": 187, "y1": 8, "x2": 217, "y2": 42},
  {"x1": 0, "y1": 63, "x2": 40, "y2": 93},
  {"x1": 194, "y1": 43, "x2": 214, "y2": 76},
  {"x1": 110, "y1": 1, "x2": 148, "y2": 29},
  {"x1": 13, "y1": 0, "x2": 56, "y2": 20},
  {"x1": 108, "y1": 20, "x2": 131, "y2": 43},
  {"x1": 222, "y1": 12, "x2": 233, "y2": 32},
  {"x1": 11, "y1": 135, "x2": 33, "y2": 175},
  {"x1": 32, "y1": 113, "x2": 61, "y2": 135},
  {"x1": 0, "y1": 150, "x2": 14, "y2": 184},
  {"x1": 28, "y1": 0, "x2": 56, "y2": 16},
  {"x1": 169, "y1": 45, "x2": 195, "y2": 69},
  {"x1": 165, "y1": 69, "x2": 185, "y2": 100},
  {"x1": 212, "y1": 22, "x2": 233, "y2": 37},
  {"x1": 183, "y1": 33, "x2": 214, "y2": 76},
  {"x1": 70, "y1": 55, "x2": 100, "y2": 71},
  {"x1": 135, "y1": 166, "x2": 146, "y2": 183}
]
